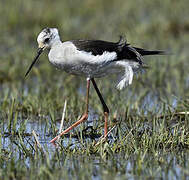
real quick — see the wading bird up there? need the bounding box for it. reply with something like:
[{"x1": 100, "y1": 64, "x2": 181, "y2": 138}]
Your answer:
[{"x1": 25, "y1": 28, "x2": 165, "y2": 143}]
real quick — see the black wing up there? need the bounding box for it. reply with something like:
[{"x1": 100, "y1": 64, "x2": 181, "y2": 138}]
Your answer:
[{"x1": 71, "y1": 36, "x2": 165, "y2": 64}]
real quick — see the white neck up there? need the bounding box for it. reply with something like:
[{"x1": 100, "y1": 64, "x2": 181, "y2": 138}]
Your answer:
[{"x1": 49, "y1": 38, "x2": 62, "y2": 48}]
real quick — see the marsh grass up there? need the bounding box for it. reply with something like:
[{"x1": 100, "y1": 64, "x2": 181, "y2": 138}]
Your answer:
[{"x1": 0, "y1": 0, "x2": 189, "y2": 179}]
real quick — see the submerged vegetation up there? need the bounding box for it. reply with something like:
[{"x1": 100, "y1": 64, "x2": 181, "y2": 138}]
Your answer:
[{"x1": 0, "y1": 0, "x2": 189, "y2": 179}]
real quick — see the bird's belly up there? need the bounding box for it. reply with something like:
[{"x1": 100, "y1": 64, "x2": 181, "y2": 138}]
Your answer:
[
  {"x1": 49, "y1": 48, "x2": 137, "y2": 78},
  {"x1": 49, "y1": 58, "x2": 122, "y2": 78}
]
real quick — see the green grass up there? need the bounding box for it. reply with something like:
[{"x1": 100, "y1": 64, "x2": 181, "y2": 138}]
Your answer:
[{"x1": 0, "y1": 0, "x2": 189, "y2": 179}]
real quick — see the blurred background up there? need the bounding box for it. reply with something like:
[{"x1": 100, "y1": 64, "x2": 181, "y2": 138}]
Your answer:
[
  {"x1": 0, "y1": 0, "x2": 189, "y2": 118},
  {"x1": 0, "y1": 1, "x2": 189, "y2": 178}
]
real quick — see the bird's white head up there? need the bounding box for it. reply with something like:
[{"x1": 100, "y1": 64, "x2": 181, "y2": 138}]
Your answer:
[
  {"x1": 25, "y1": 27, "x2": 61, "y2": 77},
  {"x1": 37, "y1": 27, "x2": 60, "y2": 50}
]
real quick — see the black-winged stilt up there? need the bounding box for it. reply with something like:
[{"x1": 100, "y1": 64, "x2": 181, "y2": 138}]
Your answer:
[{"x1": 25, "y1": 28, "x2": 165, "y2": 143}]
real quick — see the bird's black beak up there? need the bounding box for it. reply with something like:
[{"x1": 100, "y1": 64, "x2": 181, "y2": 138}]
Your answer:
[{"x1": 25, "y1": 48, "x2": 44, "y2": 77}]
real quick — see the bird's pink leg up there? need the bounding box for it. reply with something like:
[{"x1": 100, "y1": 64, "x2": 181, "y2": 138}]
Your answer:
[
  {"x1": 50, "y1": 79, "x2": 90, "y2": 143},
  {"x1": 104, "y1": 112, "x2": 108, "y2": 137},
  {"x1": 91, "y1": 78, "x2": 109, "y2": 138}
]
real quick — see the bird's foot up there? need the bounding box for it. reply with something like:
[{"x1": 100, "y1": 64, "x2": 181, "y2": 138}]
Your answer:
[{"x1": 50, "y1": 113, "x2": 88, "y2": 143}]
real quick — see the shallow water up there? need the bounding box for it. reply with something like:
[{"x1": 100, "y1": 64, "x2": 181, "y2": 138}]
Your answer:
[{"x1": 1, "y1": 109, "x2": 188, "y2": 180}]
